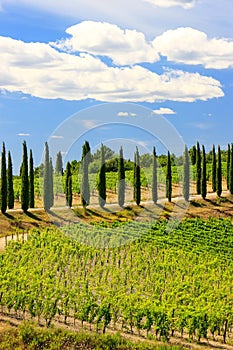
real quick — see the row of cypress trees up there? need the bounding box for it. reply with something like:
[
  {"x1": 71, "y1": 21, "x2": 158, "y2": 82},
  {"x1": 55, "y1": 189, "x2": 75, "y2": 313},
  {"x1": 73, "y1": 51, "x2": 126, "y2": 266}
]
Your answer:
[
  {"x1": 1, "y1": 140, "x2": 232, "y2": 213},
  {"x1": 0, "y1": 141, "x2": 34, "y2": 214}
]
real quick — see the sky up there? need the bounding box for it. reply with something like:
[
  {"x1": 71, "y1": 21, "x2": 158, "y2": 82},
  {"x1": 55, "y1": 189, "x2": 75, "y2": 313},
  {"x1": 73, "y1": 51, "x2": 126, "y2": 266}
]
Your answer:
[{"x1": 0, "y1": 0, "x2": 232, "y2": 173}]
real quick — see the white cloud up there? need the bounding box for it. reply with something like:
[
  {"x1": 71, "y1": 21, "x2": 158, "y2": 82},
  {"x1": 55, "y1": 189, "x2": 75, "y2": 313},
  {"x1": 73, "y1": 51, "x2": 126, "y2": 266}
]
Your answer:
[
  {"x1": 117, "y1": 112, "x2": 137, "y2": 117},
  {"x1": 143, "y1": 0, "x2": 198, "y2": 9},
  {"x1": 118, "y1": 112, "x2": 129, "y2": 117},
  {"x1": 17, "y1": 133, "x2": 31, "y2": 136},
  {"x1": 51, "y1": 135, "x2": 64, "y2": 139},
  {"x1": 51, "y1": 21, "x2": 159, "y2": 66},
  {"x1": 152, "y1": 107, "x2": 176, "y2": 115},
  {"x1": 153, "y1": 27, "x2": 233, "y2": 69},
  {"x1": 0, "y1": 35, "x2": 224, "y2": 103}
]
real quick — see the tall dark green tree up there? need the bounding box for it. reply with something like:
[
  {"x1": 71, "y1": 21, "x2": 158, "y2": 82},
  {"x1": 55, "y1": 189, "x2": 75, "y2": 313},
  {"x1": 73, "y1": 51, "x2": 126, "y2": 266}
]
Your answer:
[
  {"x1": 21, "y1": 140, "x2": 29, "y2": 212},
  {"x1": 65, "y1": 161, "x2": 72, "y2": 207},
  {"x1": 217, "y1": 145, "x2": 222, "y2": 197},
  {"x1": 196, "y1": 141, "x2": 201, "y2": 194},
  {"x1": 1, "y1": 143, "x2": 7, "y2": 213},
  {"x1": 43, "y1": 142, "x2": 53, "y2": 210},
  {"x1": 212, "y1": 144, "x2": 216, "y2": 193},
  {"x1": 55, "y1": 151, "x2": 63, "y2": 175},
  {"x1": 97, "y1": 144, "x2": 106, "y2": 208},
  {"x1": 230, "y1": 144, "x2": 233, "y2": 195},
  {"x1": 201, "y1": 145, "x2": 207, "y2": 200},
  {"x1": 81, "y1": 141, "x2": 91, "y2": 207},
  {"x1": 29, "y1": 149, "x2": 35, "y2": 208},
  {"x1": 152, "y1": 146, "x2": 158, "y2": 204},
  {"x1": 183, "y1": 145, "x2": 190, "y2": 201},
  {"x1": 7, "y1": 150, "x2": 14, "y2": 210},
  {"x1": 134, "y1": 147, "x2": 141, "y2": 205},
  {"x1": 166, "y1": 151, "x2": 172, "y2": 202},
  {"x1": 49, "y1": 158, "x2": 54, "y2": 208},
  {"x1": 227, "y1": 143, "x2": 230, "y2": 190},
  {"x1": 118, "y1": 146, "x2": 125, "y2": 207},
  {"x1": 190, "y1": 145, "x2": 196, "y2": 165}
]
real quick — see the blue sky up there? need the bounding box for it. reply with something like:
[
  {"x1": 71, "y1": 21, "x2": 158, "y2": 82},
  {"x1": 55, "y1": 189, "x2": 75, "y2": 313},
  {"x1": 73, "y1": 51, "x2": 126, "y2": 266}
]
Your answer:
[{"x1": 0, "y1": 0, "x2": 232, "y2": 173}]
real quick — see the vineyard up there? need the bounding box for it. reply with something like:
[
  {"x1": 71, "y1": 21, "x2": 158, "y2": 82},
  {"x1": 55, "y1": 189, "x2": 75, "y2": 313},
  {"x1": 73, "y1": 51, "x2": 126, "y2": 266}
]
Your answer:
[{"x1": 1, "y1": 217, "x2": 233, "y2": 347}]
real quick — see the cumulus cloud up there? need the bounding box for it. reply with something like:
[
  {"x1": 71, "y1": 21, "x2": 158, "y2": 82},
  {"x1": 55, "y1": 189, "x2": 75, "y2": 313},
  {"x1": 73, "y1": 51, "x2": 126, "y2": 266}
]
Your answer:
[
  {"x1": 51, "y1": 21, "x2": 159, "y2": 66},
  {"x1": 152, "y1": 107, "x2": 176, "y2": 115},
  {"x1": 52, "y1": 22, "x2": 233, "y2": 69},
  {"x1": 153, "y1": 27, "x2": 233, "y2": 69},
  {"x1": 0, "y1": 35, "x2": 224, "y2": 103},
  {"x1": 143, "y1": 0, "x2": 198, "y2": 9}
]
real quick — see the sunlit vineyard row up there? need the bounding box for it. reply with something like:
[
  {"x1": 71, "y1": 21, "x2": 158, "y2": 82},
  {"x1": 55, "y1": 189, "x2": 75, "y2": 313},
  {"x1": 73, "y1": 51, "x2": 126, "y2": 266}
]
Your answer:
[{"x1": 1, "y1": 217, "x2": 233, "y2": 344}]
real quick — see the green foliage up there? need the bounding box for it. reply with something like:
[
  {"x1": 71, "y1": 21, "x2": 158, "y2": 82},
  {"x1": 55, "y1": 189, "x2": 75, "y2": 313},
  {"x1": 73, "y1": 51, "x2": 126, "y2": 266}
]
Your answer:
[
  {"x1": 1, "y1": 218, "x2": 233, "y2": 344},
  {"x1": 81, "y1": 141, "x2": 91, "y2": 207},
  {"x1": 55, "y1": 151, "x2": 63, "y2": 175},
  {"x1": 65, "y1": 161, "x2": 72, "y2": 207},
  {"x1": 212, "y1": 145, "x2": 216, "y2": 192},
  {"x1": 217, "y1": 145, "x2": 222, "y2": 197},
  {"x1": 21, "y1": 140, "x2": 29, "y2": 212},
  {"x1": 97, "y1": 144, "x2": 106, "y2": 208},
  {"x1": 189, "y1": 145, "x2": 196, "y2": 165},
  {"x1": 229, "y1": 144, "x2": 233, "y2": 195},
  {"x1": 118, "y1": 146, "x2": 125, "y2": 207},
  {"x1": 227, "y1": 144, "x2": 230, "y2": 190},
  {"x1": 166, "y1": 151, "x2": 172, "y2": 202},
  {"x1": 152, "y1": 147, "x2": 158, "y2": 204},
  {"x1": 7, "y1": 150, "x2": 14, "y2": 210},
  {"x1": 201, "y1": 145, "x2": 207, "y2": 199},
  {"x1": 0, "y1": 320, "x2": 183, "y2": 350},
  {"x1": 134, "y1": 147, "x2": 141, "y2": 205},
  {"x1": 196, "y1": 141, "x2": 201, "y2": 194},
  {"x1": 29, "y1": 149, "x2": 35, "y2": 208},
  {"x1": 183, "y1": 145, "x2": 189, "y2": 201},
  {"x1": 1, "y1": 142, "x2": 7, "y2": 213},
  {"x1": 43, "y1": 142, "x2": 54, "y2": 210}
]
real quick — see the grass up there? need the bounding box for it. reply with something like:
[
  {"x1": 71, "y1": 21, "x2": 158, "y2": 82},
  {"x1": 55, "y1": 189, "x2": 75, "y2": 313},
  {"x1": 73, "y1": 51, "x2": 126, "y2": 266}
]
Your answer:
[
  {"x1": 0, "y1": 210, "x2": 51, "y2": 238},
  {"x1": 0, "y1": 320, "x2": 185, "y2": 350}
]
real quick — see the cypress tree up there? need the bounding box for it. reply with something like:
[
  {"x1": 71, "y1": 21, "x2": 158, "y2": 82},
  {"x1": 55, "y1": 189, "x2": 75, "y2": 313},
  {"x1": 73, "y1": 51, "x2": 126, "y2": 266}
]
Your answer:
[
  {"x1": 29, "y1": 149, "x2": 35, "y2": 208},
  {"x1": 7, "y1": 150, "x2": 14, "y2": 209},
  {"x1": 227, "y1": 143, "x2": 230, "y2": 190},
  {"x1": 81, "y1": 141, "x2": 91, "y2": 207},
  {"x1": 118, "y1": 146, "x2": 125, "y2": 207},
  {"x1": 196, "y1": 141, "x2": 201, "y2": 194},
  {"x1": 65, "y1": 161, "x2": 72, "y2": 207},
  {"x1": 190, "y1": 145, "x2": 196, "y2": 165},
  {"x1": 49, "y1": 157, "x2": 54, "y2": 208},
  {"x1": 230, "y1": 144, "x2": 233, "y2": 195},
  {"x1": 1, "y1": 142, "x2": 7, "y2": 213},
  {"x1": 134, "y1": 146, "x2": 141, "y2": 205},
  {"x1": 212, "y1": 144, "x2": 216, "y2": 192},
  {"x1": 152, "y1": 146, "x2": 158, "y2": 204},
  {"x1": 97, "y1": 143, "x2": 106, "y2": 208},
  {"x1": 183, "y1": 145, "x2": 190, "y2": 201},
  {"x1": 217, "y1": 145, "x2": 222, "y2": 197},
  {"x1": 166, "y1": 151, "x2": 172, "y2": 202},
  {"x1": 55, "y1": 151, "x2": 63, "y2": 175},
  {"x1": 201, "y1": 144, "x2": 207, "y2": 199},
  {"x1": 43, "y1": 142, "x2": 53, "y2": 211},
  {"x1": 21, "y1": 140, "x2": 29, "y2": 212}
]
